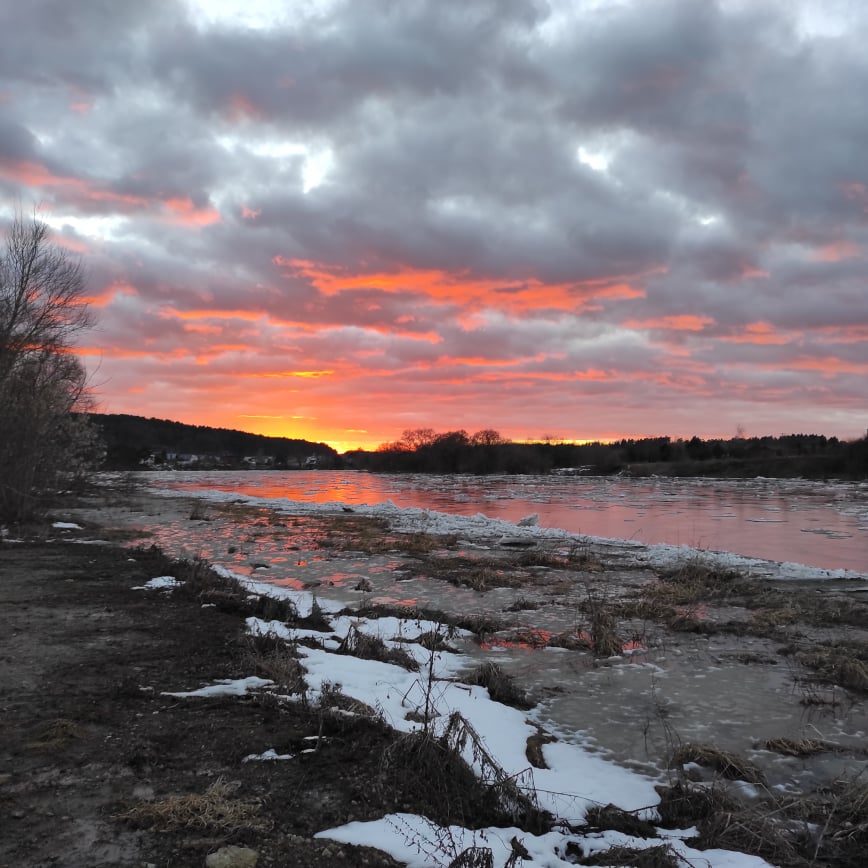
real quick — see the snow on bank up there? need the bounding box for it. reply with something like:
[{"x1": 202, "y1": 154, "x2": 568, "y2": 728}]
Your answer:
[
  {"x1": 132, "y1": 575, "x2": 184, "y2": 590},
  {"x1": 151, "y1": 483, "x2": 866, "y2": 581},
  {"x1": 315, "y1": 813, "x2": 773, "y2": 868},
  {"x1": 161, "y1": 676, "x2": 273, "y2": 698},
  {"x1": 52, "y1": 521, "x2": 82, "y2": 530},
  {"x1": 246, "y1": 610, "x2": 660, "y2": 819}
]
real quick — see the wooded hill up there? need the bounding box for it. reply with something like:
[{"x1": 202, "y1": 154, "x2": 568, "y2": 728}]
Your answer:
[{"x1": 88, "y1": 413, "x2": 338, "y2": 470}]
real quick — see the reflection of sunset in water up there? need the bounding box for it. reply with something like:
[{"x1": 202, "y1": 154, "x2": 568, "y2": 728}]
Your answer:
[{"x1": 155, "y1": 470, "x2": 868, "y2": 572}]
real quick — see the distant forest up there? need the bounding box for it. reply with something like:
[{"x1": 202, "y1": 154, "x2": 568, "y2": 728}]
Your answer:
[
  {"x1": 88, "y1": 413, "x2": 338, "y2": 470},
  {"x1": 348, "y1": 428, "x2": 868, "y2": 479},
  {"x1": 87, "y1": 414, "x2": 868, "y2": 479}
]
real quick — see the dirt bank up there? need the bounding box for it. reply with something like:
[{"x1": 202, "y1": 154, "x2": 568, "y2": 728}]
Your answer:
[{"x1": 0, "y1": 537, "x2": 467, "y2": 867}]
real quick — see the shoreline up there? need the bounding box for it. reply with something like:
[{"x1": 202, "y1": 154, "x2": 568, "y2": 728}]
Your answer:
[{"x1": 0, "y1": 482, "x2": 868, "y2": 864}]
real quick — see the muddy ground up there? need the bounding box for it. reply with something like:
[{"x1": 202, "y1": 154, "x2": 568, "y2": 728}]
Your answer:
[{"x1": 0, "y1": 537, "x2": 500, "y2": 867}]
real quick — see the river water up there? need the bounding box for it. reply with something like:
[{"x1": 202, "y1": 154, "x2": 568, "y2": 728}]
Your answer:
[{"x1": 152, "y1": 470, "x2": 868, "y2": 573}]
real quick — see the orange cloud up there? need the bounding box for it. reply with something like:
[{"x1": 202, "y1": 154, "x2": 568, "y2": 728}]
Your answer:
[
  {"x1": 0, "y1": 159, "x2": 220, "y2": 226},
  {"x1": 722, "y1": 321, "x2": 792, "y2": 345},
  {"x1": 785, "y1": 357, "x2": 868, "y2": 375},
  {"x1": 812, "y1": 240, "x2": 860, "y2": 262},
  {"x1": 163, "y1": 197, "x2": 221, "y2": 226},
  {"x1": 275, "y1": 258, "x2": 647, "y2": 313},
  {"x1": 624, "y1": 314, "x2": 713, "y2": 331}
]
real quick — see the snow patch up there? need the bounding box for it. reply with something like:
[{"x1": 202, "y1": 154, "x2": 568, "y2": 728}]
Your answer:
[{"x1": 162, "y1": 676, "x2": 273, "y2": 698}]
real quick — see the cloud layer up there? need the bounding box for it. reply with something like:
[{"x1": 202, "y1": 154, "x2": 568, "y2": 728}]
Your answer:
[{"x1": 2, "y1": 0, "x2": 867, "y2": 448}]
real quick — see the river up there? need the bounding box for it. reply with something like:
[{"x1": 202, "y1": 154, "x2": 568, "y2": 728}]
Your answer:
[{"x1": 150, "y1": 470, "x2": 867, "y2": 572}]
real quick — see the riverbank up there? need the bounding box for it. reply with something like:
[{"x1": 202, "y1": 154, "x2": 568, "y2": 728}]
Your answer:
[
  {"x1": 2, "y1": 482, "x2": 866, "y2": 867},
  {"x1": 0, "y1": 536, "x2": 420, "y2": 867}
]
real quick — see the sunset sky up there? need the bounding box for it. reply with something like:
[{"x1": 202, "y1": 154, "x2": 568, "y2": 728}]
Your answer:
[{"x1": 2, "y1": 0, "x2": 867, "y2": 451}]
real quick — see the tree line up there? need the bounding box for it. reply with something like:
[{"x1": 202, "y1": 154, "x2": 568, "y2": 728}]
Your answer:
[{"x1": 348, "y1": 428, "x2": 868, "y2": 478}]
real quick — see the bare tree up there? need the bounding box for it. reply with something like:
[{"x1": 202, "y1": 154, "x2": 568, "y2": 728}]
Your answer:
[{"x1": 0, "y1": 212, "x2": 99, "y2": 522}]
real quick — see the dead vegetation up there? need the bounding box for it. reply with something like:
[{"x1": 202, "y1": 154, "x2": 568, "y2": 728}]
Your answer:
[
  {"x1": 649, "y1": 560, "x2": 748, "y2": 605},
  {"x1": 240, "y1": 632, "x2": 307, "y2": 695},
  {"x1": 669, "y1": 743, "x2": 765, "y2": 784},
  {"x1": 354, "y1": 601, "x2": 504, "y2": 641},
  {"x1": 584, "y1": 803, "x2": 658, "y2": 838},
  {"x1": 336, "y1": 625, "x2": 419, "y2": 671},
  {"x1": 117, "y1": 778, "x2": 269, "y2": 833},
  {"x1": 380, "y1": 728, "x2": 530, "y2": 831},
  {"x1": 783, "y1": 640, "x2": 868, "y2": 692},
  {"x1": 465, "y1": 662, "x2": 532, "y2": 709},
  {"x1": 763, "y1": 737, "x2": 839, "y2": 757},
  {"x1": 574, "y1": 844, "x2": 679, "y2": 868},
  {"x1": 26, "y1": 718, "x2": 84, "y2": 751},
  {"x1": 504, "y1": 595, "x2": 541, "y2": 612},
  {"x1": 584, "y1": 589, "x2": 622, "y2": 657},
  {"x1": 655, "y1": 780, "x2": 738, "y2": 827},
  {"x1": 317, "y1": 516, "x2": 458, "y2": 556}
]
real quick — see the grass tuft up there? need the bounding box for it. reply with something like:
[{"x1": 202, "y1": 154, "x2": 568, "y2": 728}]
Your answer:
[
  {"x1": 117, "y1": 778, "x2": 268, "y2": 833},
  {"x1": 670, "y1": 742, "x2": 765, "y2": 784},
  {"x1": 465, "y1": 662, "x2": 532, "y2": 709}
]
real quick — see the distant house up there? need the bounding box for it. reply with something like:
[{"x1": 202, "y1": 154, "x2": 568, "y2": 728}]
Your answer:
[{"x1": 243, "y1": 455, "x2": 275, "y2": 468}]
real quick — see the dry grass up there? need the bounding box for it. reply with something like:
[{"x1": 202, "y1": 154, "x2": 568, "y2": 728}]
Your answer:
[
  {"x1": 117, "y1": 778, "x2": 269, "y2": 833},
  {"x1": 750, "y1": 607, "x2": 800, "y2": 630},
  {"x1": 584, "y1": 803, "x2": 658, "y2": 838},
  {"x1": 465, "y1": 662, "x2": 532, "y2": 709},
  {"x1": 317, "y1": 682, "x2": 383, "y2": 721},
  {"x1": 504, "y1": 595, "x2": 541, "y2": 612},
  {"x1": 337, "y1": 625, "x2": 418, "y2": 671},
  {"x1": 188, "y1": 501, "x2": 212, "y2": 521},
  {"x1": 793, "y1": 643, "x2": 868, "y2": 692},
  {"x1": 670, "y1": 743, "x2": 765, "y2": 784},
  {"x1": 299, "y1": 596, "x2": 332, "y2": 631},
  {"x1": 577, "y1": 844, "x2": 679, "y2": 868},
  {"x1": 353, "y1": 602, "x2": 504, "y2": 640},
  {"x1": 655, "y1": 781, "x2": 737, "y2": 827},
  {"x1": 447, "y1": 848, "x2": 494, "y2": 868},
  {"x1": 241, "y1": 633, "x2": 307, "y2": 695},
  {"x1": 27, "y1": 718, "x2": 84, "y2": 751},
  {"x1": 585, "y1": 590, "x2": 621, "y2": 657},
  {"x1": 698, "y1": 809, "x2": 802, "y2": 866},
  {"x1": 412, "y1": 555, "x2": 521, "y2": 592},
  {"x1": 649, "y1": 560, "x2": 748, "y2": 606},
  {"x1": 763, "y1": 737, "x2": 838, "y2": 757}
]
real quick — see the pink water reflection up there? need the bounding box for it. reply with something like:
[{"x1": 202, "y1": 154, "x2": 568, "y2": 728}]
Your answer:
[{"x1": 153, "y1": 471, "x2": 868, "y2": 572}]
